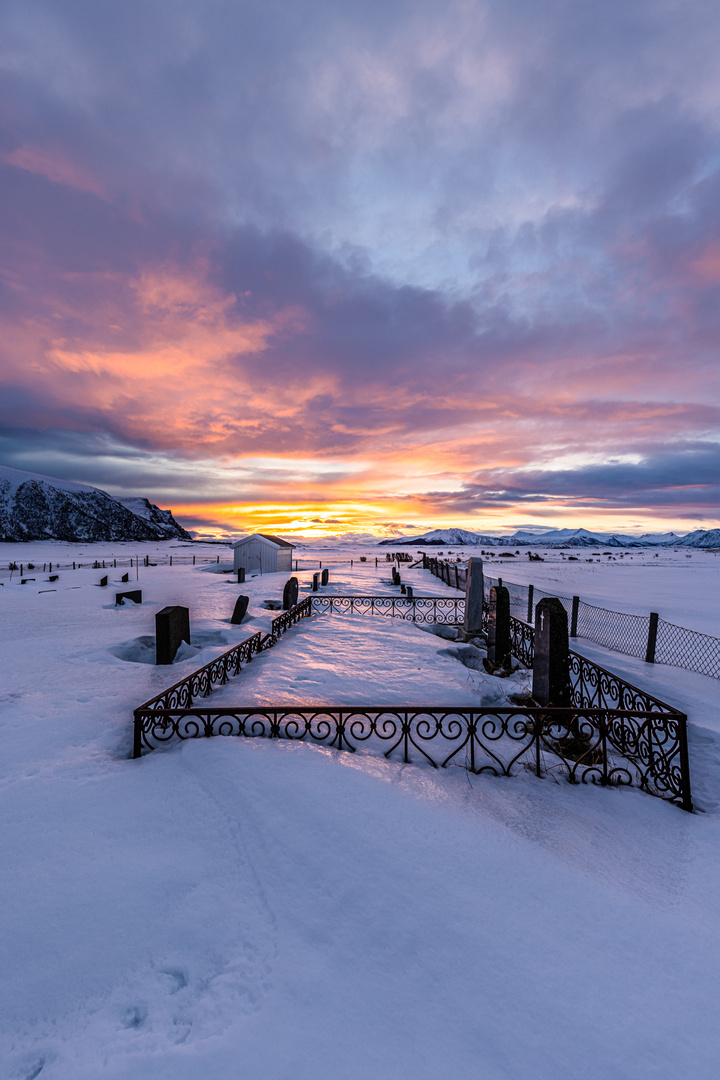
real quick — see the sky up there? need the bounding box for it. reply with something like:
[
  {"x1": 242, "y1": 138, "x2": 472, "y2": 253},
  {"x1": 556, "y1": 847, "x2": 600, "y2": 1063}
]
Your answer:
[{"x1": 0, "y1": 0, "x2": 718, "y2": 539}]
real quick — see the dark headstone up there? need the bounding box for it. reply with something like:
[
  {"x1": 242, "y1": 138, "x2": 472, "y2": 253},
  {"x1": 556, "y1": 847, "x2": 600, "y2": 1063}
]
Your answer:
[
  {"x1": 115, "y1": 590, "x2": 142, "y2": 606},
  {"x1": 312, "y1": 573, "x2": 319, "y2": 592},
  {"x1": 283, "y1": 577, "x2": 299, "y2": 610},
  {"x1": 321, "y1": 568, "x2": 329, "y2": 586},
  {"x1": 463, "y1": 557, "x2": 484, "y2": 636},
  {"x1": 405, "y1": 585, "x2": 413, "y2": 598},
  {"x1": 48, "y1": 575, "x2": 58, "y2": 582},
  {"x1": 532, "y1": 598, "x2": 572, "y2": 706},
  {"x1": 487, "y1": 585, "x2": 511, "y2": 666},
  {"x1": 400, "y1": 583, "x2": 406, "y2": 594},
  {"x1": 231, "y1": 595, "x2": 249, "y2": 625},
  {"x1": 121, "y1": 573, "x2": 129, "y2": 583},
  {"x1": 99, "y1": 575, "x2": 108, "y2": 587},
  {"x1": 155, "y1": 605, "x2": 191, "y2": 665},
  {"x1": 237, "y1": 568, "x2": 246, "y2": 584}
]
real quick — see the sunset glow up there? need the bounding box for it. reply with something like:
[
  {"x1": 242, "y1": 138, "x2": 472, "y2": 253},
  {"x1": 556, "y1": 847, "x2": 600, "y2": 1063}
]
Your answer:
[{"x1": 0, "y1": 1, "x2": 718, "y2": 537}]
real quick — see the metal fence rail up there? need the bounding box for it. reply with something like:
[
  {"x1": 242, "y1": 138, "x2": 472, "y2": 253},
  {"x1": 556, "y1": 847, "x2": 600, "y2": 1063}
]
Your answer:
[
  {"x1": 309, "y1": 594, "x2": 464, "y2": 624},
  {"x1": 132, "y1": 705, "x2": 689, "y2": 807},
  {"x1": 424, "y1": 555, "x2": 720, "y2": 680},
  {"x1": 133, "y1": 593, "x2": 692, "y2": 811}
]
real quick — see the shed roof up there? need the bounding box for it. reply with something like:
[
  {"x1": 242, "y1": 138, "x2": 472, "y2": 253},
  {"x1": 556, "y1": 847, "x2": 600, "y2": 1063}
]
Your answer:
[{"x1": 231, "y1": 532, "x2": 294, "y2": 549}]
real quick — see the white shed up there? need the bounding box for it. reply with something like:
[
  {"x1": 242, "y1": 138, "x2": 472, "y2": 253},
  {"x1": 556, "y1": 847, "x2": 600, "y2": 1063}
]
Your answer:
[{"x1": 231, "y1": 533, "x2": 294, "y2": 575}]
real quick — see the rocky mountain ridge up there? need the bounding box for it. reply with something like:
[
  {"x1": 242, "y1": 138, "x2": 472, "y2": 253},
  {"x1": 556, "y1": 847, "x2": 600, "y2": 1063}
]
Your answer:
[
  {"x1": 380, "y1": 526, "x2": 720, "y2": 549},
  {"x1": 0, "y1": 466, "x2": 192, "y2": 542}
]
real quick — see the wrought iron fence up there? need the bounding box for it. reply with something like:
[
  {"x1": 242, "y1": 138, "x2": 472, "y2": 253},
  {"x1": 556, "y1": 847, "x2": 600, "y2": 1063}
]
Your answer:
[
  {"x1": 132, "y1": 705, "x2": 690, "y2": 810},
  {"x1": 424, "y1": 555, "x2": 720, "y2": 680},
  {"x1": 133, "y1": 593, "x2": 692, "y2": 811},
  {"x1": 309, "y1": 594, "x2": 464, "y2": 624}
]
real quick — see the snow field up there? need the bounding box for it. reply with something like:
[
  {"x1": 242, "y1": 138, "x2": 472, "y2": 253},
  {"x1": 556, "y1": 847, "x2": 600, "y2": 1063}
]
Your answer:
[{"x1": 1, "y1": 544, "x2": 719, "y2": 1078}]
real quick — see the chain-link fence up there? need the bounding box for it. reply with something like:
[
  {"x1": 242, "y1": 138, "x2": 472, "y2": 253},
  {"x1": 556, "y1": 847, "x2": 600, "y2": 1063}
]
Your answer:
[{"x1": 425, "y1": 556, "x2": 719, "y2": 680}]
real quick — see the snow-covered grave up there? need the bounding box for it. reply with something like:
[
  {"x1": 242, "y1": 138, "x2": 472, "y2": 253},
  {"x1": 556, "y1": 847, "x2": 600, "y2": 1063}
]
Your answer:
[{"x1": 1, "y1": 539, "x2": 720, "y2": 1078}]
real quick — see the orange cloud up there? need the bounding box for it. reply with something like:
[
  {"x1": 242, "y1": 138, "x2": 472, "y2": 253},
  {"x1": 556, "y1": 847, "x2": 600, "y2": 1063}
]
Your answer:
[{"x1": 2, "y1": 144, "x2": 107, "y2": 198}]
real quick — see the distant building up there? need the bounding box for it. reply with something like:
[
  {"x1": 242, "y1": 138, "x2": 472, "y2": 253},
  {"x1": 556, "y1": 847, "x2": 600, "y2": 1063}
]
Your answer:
[{"x1": 231, "y1": 533, "x2": 294, "y2": 575}]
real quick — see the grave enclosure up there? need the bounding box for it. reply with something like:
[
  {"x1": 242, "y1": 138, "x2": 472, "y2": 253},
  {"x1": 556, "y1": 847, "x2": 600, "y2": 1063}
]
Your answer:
[{"x1": 133, "y1": 568, "x2": 692, "y2": 813}]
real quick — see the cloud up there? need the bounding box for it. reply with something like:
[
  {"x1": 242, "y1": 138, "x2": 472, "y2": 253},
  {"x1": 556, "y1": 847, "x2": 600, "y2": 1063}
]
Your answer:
[{"x1": 0, "y1": 0, "x2": 718, "y2": 531}]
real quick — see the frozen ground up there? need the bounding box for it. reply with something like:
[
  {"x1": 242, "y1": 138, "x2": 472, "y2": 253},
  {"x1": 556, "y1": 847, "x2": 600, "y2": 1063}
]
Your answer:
[{"x1": 1, "y1": 540, "x2": 719, "y2": 1078}]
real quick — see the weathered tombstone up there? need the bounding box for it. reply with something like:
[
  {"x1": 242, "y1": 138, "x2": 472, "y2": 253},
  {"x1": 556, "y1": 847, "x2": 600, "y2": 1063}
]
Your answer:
[
  {"x1": 231, "y1": 595, "x2": 249, "y2": 625},
  {"x1": 99, "y1": 575, "x2": 108, "y2": 587},
  {"x1": 487, "y1": 585, "x2": 511, "y2": 666},
  {"x1": 405, "y1": 584, "x2": 413, "y2": 598},
  {"x1": 400, "y1": 583, "x2": 406, "y2": 594},
  {"x1": 463, "y1": 556, "x2": 484, "y2": 638},
  {"x1": 321, "y1": 568, "x2": 329, "y2": 586},
  {"x1": 121, "y1": 572, "x2": 129, "y2": 583},
  {"x1": 283, "y1": 577, "x2": 299, "y2": 610},
  {"x1": 237, "y1": 567, "x2": 246, "y2": 584},
  {"x1": 155, "y1": 605, "x2": 191, "y2": 665},
  {"x1": 115, "y1": 590, "x2": 142, "y2": 606},
  {"x1": 532, "y1": 598, "x2": 572, "y2": 706},
  {"x1": 48, "y1": 574, "x2": 58, "y2": 582},
  {"x1": 312, "y1": 573, "x2": 319, "y2": 592}
]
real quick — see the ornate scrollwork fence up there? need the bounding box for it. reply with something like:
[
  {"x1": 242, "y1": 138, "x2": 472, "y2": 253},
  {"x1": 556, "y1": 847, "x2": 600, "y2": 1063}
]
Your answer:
[
  {"x1": 132, "y1": 705, "x2": 691, "y2": 809},
  {"x1": 133, "y1": 593, "x2": 692, "y2": 811},
  {"x1": 309, "y1": 594, "x2": 465, "y2": 624}
]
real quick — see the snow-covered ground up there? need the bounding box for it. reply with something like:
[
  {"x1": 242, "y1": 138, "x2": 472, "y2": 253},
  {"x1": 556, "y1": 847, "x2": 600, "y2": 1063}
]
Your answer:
[{"x1": 1, "y1": 541, "x2": 719, "y2": 1078}]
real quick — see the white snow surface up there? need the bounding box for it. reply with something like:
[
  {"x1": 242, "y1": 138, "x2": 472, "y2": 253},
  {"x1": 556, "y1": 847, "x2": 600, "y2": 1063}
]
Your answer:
[{"x1": 1, "y1": 540, "x2": 720, "y2": 1078}]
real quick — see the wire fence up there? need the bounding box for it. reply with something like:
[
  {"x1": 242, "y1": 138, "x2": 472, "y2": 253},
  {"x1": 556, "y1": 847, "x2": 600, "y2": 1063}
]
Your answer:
[{"x1": 423, "y1": 555, "x2": 720, "y2": 681}]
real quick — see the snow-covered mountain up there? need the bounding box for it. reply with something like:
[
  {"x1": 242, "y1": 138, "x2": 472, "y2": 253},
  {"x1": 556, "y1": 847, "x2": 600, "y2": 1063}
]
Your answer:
[
  {"x1": 381, "y1": 525, "x2": 719, "y2": 548},
  {"x1": 0, "y1": 466, "x2": 192, "y2": 542},
  {"x1": 674, "y1": 528, "x2": 720, "y2": 548},
  {"x1": 379, "y1": 527, "x2": 517, "y2": 547}
]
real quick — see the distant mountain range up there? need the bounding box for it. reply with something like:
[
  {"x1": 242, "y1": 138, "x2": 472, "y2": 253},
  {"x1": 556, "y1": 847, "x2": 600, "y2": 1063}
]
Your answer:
[
  {"x1": 379, "y1": 526, "x2": 720, "y2": 549},
  {"x1": 0, "y1": 466, "x2": 192, "y2": 542}
]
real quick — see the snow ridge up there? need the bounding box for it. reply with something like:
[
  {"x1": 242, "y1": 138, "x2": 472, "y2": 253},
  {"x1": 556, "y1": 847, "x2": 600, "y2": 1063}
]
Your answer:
[{"x1": 380, "y1": 525, "x2": 718, "y2": 548}]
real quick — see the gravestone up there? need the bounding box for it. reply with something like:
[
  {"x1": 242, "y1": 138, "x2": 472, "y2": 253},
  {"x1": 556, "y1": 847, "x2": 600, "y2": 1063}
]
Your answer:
[
  {"x1": 463, "y1": 556, "x2": 484, "y2": 637},
  {"x1": 115, "y1": 590, "x2": 142, "y2": 606},
  {"x1": 532, "y1": 597, "x2": 572, "y2": 706},
  {"x1": 321, "y1": 568, "x2": 329, "y2": 586},
  {"x1": 405, "y1": 585, "x2": 413, "y2": 598},
  {"x1": 487, "y1": 585, "x2": 511, "y2": 666},
  {"x1": 312, "y1": 573, "x2": 319, "y2": 591},
  {"x1": 237, "y1": 568, "x2": 246, "y2": 584},
  {"x1": 231, "y1": 595, "x2": 249, "y2": 625},
  {"x1": 99, "y1": 575, "x2": 108, "y2": 587},
  {"x1": 400, "y1": 583, "x2": 406, "y2": 594},
  {"x1": 155, "y1": 605, "x2": 190, "y2": 665},
  {"x1": 121, "y1": 573, "x2": 129, "y2": 583},
  {"x1": 283, "y1": 577, "x2": 299, "y2": 610},
  {"x1": 48, "y1": 575, "x2": 58, "y2": 582}
]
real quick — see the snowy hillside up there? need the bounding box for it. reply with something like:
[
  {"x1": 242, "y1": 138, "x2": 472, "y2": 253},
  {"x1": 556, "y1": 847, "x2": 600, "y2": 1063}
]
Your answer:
[
  {"x1": 117, "y1": 497, "x2": 191, "y2": 540},
  {"x1": 383, "y1": 525, "x2": 717, "y2": 548},
  {"x1": 0, "y1": 466, "x2": 192, "y2": 542}
]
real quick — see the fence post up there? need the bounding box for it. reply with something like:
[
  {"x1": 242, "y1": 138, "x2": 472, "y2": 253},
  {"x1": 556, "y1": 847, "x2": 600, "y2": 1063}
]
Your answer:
[
  {"x1": 132, "y1": 712, "x2": 143, "y2": 759},
  {"x1": 527, "y1": 584, "x2": 534, "y2": 623},
  {"x1": 645, "y1": 612, "x2": 659, "y2": 664},
  {"x1": 570, "y1": 596, "x2": 579, "y2": 637}
]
